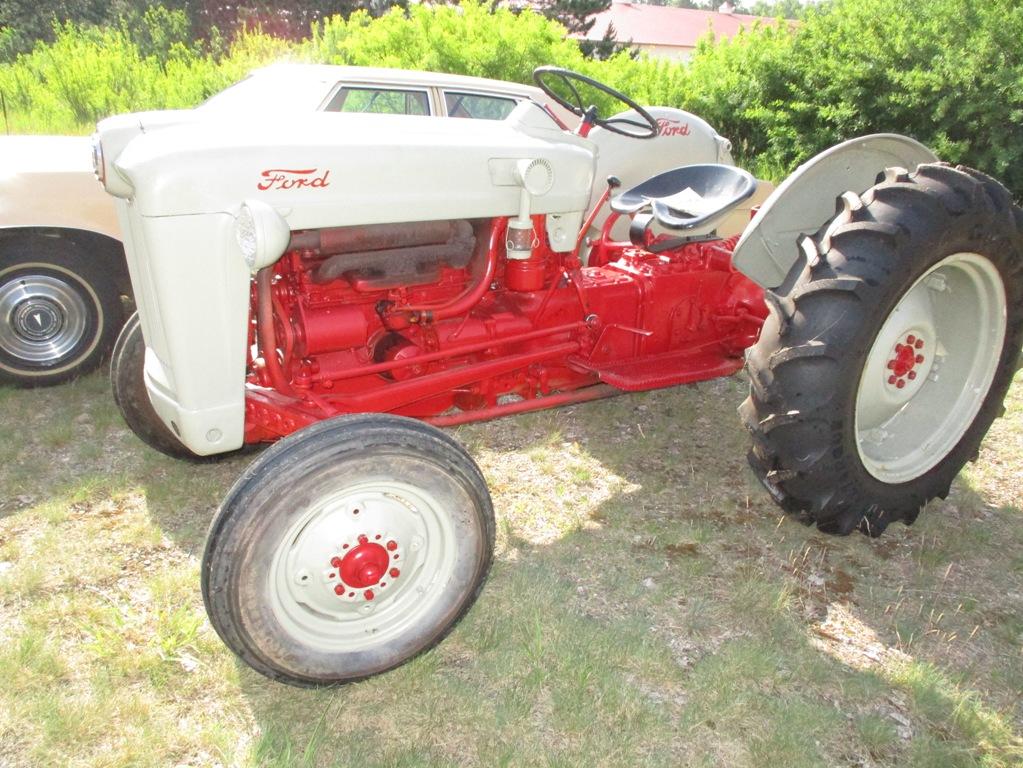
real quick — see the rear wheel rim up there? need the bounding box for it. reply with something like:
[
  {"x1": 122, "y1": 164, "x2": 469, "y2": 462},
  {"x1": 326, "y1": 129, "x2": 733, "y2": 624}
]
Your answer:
[
  {"x1": 0, "y1": 272, "x2": 90, "y2": 366},
  {"x1": 267, "y1": 478, "x2": 457, "y2": 654},
  {"x1": 855, "y1": 252, "x2": 1006, "y2": 483}
]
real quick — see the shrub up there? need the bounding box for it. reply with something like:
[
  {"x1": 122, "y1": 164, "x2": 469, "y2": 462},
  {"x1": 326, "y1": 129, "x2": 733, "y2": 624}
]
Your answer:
[
  {"x1": 0, "y1": 11, "x2": 288, "y2": 133},
  {"x1": 305, "y1": 2, "x2": 590, "y2": 84},
  {"x1": 682, "y1": 0, "x2": 1023, "y2": 193}
]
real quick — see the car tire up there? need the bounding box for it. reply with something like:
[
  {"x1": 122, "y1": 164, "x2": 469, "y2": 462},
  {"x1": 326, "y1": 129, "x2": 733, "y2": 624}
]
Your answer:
[
  {"x1": 741, "y1": 164, "x2": 1023, "y2": 536},
  {"x1": 0, "y1": 238, "x2": 122, "y2": 386},
  {"x1": 202, "y1": 413, "x2": 495, "y2": 686}
]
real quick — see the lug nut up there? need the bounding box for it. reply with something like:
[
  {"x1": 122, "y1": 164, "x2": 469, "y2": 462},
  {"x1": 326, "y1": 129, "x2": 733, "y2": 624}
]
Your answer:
[
  {"x1": 908, "y1": 371, "x2": 917, "y2": 380},
  {"x1": 888, "y1": 375, "x2": 897, "y2": 385},
  {"x1": 887, "y1": 360, "x2": 896, "y2": 370},
  {"x1": 896, "y1": 379, "x2": 906, "y2": 389},
  {"x1": 331, "y1": 557, "x2": 342, "y2": 568},
  {"x1": 914, "y1": 339, "x2": 924, "y2": 349},
  {"x1": 907, "y1": 334, "x2": 916, "y2": 344},
  {"x1": 386, "y1": 540, "x2": 398, "y2": 551},
  {"x1": 915, "y1": 354, "x2": 924, "y2": 364},
  {"x1": 334, "y1": 585, "x2": 345, "y2": 595},
  {"x1": 390, "y1": 568, "x2": 400, "y2": 578},
  {"x1": 364, "y1": 589, "x2": 375, "y2": 601}
]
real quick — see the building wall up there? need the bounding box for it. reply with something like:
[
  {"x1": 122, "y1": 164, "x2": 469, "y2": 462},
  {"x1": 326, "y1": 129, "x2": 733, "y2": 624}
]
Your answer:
[{"x1": 635, "y1": 43, "x2": 697, "y2": 62}]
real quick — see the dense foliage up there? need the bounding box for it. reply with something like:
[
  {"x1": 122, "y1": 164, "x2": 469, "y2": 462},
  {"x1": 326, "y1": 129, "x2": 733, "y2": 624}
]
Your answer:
[{"x1": 0, "y1": 0, "x2": 1019, "y2": 196}]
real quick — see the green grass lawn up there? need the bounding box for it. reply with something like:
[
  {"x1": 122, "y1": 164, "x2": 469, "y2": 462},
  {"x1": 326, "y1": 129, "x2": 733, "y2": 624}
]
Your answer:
[{"x1": 0, "y1": 371, "x2": 1020, "y2": 767}]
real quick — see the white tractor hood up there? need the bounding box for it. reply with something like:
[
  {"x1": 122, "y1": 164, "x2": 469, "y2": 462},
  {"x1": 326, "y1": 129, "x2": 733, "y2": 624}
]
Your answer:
[{"x1": 111, "y1": 103, "x2": 596, "y2": 229}]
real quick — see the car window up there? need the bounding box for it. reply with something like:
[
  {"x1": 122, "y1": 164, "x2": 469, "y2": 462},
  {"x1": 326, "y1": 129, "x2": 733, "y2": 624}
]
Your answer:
[
  {"x1": 443, "y1": 91, "x2": 520, "y2": 120},
  {"x1": 323, "y1": 87, "x2": 430, "y2": 116}
]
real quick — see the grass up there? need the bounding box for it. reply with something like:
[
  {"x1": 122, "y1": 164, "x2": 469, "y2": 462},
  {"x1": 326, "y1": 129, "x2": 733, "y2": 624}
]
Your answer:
[{"x1": 0, "y1": 370, "x2": 1021, "y2": 766}]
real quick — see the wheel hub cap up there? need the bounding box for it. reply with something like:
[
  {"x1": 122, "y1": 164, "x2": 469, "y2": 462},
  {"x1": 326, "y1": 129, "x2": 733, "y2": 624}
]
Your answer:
[
  {"x1": 339, "y1": 539, "x2": 388, "y2": 587},
  {"x1": 329, "y1": 535, "x2": 403, "y2": 601},
  {"x1": 0, "y1": 273, "x2": 89, "y2": 363},
  {"x1": 13, "y1": 299, "x2": 62, "y2": 340},
  {"x1": 883, "y1": 331, "x2": 931, "y2": 397}
]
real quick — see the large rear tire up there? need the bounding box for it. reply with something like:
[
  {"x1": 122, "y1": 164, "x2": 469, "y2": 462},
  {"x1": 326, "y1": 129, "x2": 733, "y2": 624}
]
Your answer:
[
  {"x1": 201, "y1": 414, "x2": 495, "y2": 686},
  {"x1": 742, "y1": 164, "x2": 1023, "y2": 536}
]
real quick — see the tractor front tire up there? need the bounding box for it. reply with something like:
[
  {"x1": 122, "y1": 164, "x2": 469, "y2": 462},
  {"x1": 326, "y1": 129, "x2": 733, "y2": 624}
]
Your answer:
[
  {"x1": 201, "y1": 414, "x2": 495, "y2": 686},
  {"x1": 742, "y1": 164, "x2": 1023, "y2": 536},
  {"x1": 110, "y1": 312, "x2": 196, "y2": 459}
]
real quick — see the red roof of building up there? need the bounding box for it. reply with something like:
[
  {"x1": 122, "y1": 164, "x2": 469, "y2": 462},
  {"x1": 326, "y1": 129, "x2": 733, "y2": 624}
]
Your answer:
[{"x1": 584, "y1": 2, "x2": 778, "y2": 47}]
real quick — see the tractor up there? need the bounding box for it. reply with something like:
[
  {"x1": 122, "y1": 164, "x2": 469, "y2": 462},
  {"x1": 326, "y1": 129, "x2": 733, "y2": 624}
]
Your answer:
[{"x1": 93, "y1": 67, "x2": 1023, "y2": 686}]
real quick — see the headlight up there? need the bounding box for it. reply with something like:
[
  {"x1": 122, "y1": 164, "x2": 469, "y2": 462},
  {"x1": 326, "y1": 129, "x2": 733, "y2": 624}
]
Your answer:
[
  {"x1": 90, "y1": 134, "x2": 105, "y2": 185},
  {"x1": 234, "y1": 200, "x2": 291, "y2": 271}
]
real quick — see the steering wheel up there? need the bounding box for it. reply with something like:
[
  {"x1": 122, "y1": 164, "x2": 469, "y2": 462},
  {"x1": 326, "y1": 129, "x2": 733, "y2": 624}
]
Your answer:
[{"x1": 532, "y1": 66, "x2": 659, "y2": 139}]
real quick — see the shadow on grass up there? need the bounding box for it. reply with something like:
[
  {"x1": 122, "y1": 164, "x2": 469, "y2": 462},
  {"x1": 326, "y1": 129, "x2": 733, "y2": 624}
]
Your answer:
[{"x1": 1, "y1": 371, "x2": 1020, "y2": 765}]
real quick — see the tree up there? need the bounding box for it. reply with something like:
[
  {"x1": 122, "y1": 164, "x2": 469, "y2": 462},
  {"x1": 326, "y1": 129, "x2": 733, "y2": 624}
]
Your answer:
[
  {"x1": 740, "y1": 0, "x2": 806, "y2": 19},
  {"x1": 531, "y1": 0, "x2": 632, "y2": 59},
  {"x1": 192, "y1": 0, "x2": 409, "y2": 40}
]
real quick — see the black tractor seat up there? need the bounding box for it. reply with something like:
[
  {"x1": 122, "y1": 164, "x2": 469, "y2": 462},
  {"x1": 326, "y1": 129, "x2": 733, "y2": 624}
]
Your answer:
[{"x1": 611, "y1": 164, "x2": 757, "y2": 247}]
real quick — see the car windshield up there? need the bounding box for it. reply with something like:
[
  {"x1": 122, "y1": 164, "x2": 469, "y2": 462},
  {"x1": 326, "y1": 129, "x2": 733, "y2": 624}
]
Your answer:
[{"x1": 200, "y1": 73, "x2": 333, "y2": 114}]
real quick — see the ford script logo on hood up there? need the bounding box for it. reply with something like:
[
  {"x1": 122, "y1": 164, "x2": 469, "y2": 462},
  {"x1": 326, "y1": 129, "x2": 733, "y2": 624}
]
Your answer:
[
  {"x1": 657, "y1": 118, "x2": 691, "y2": 137},
  {"x1": 258, "y1": 168, "x2": 332, "y2": 191}
]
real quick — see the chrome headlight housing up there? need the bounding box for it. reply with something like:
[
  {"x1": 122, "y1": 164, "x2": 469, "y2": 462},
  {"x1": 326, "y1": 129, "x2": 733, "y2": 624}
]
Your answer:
[{"x1": 235, "y1": 200, "x2": 291, "y2": 271}]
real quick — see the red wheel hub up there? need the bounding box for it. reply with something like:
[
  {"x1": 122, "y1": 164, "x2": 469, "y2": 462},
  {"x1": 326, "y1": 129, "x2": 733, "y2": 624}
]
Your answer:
[
  {"x1": 328, "y1": 536, "x2": 401, "y2": 600},
  {"x1": 885, "y1": 334, "x2": 926, "y2": 389},
  {"x1": 338, "y1": 540, "x2": 389, "y2": 587}
]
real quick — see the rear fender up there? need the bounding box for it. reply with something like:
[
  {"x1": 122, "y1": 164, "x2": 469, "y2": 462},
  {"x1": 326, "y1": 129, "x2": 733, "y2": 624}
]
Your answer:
[{"x1": 731, "y1": 134, "x2": 938, "y2": 289}]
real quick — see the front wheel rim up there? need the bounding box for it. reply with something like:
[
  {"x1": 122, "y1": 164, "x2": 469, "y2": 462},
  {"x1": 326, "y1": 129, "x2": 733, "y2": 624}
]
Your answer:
[
  {"x1": 267, "y1": 478, "x2": 458, "y2": 654},
  {"x1": 855, "y1": 252, "x2": 1007, "y2": 483}
]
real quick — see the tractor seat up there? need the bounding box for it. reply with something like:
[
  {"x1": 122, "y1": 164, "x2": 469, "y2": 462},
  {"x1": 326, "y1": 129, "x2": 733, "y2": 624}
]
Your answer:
[{"x1": 611, "y1": 164, "x2": 757, "y2": 246}]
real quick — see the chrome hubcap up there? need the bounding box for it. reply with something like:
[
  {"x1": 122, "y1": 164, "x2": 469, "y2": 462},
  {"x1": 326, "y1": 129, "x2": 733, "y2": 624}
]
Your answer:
[
  {"x1": 855, "y1": 253, "x2": 1006, "y2": 483},
  {"x1": 0, "y1": 274, "x2": 88, "y2": 363}
]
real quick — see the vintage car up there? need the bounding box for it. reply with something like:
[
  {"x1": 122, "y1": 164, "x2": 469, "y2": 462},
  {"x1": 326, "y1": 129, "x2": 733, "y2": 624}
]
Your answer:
[{"x1": 4, "y1": 63, "x2": 696, "y2": 386}]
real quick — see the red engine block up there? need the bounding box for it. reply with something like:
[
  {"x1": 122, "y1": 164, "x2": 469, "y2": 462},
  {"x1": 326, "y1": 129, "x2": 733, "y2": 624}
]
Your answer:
[{"x1": 243, "y1": 215, "x2": 767, "y2": 444}]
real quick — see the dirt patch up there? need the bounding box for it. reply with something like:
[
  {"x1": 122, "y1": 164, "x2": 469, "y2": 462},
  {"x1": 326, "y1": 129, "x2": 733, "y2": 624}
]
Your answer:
[{"x1": 664, "y1": 542, "x2": 700, "y2": 559}]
